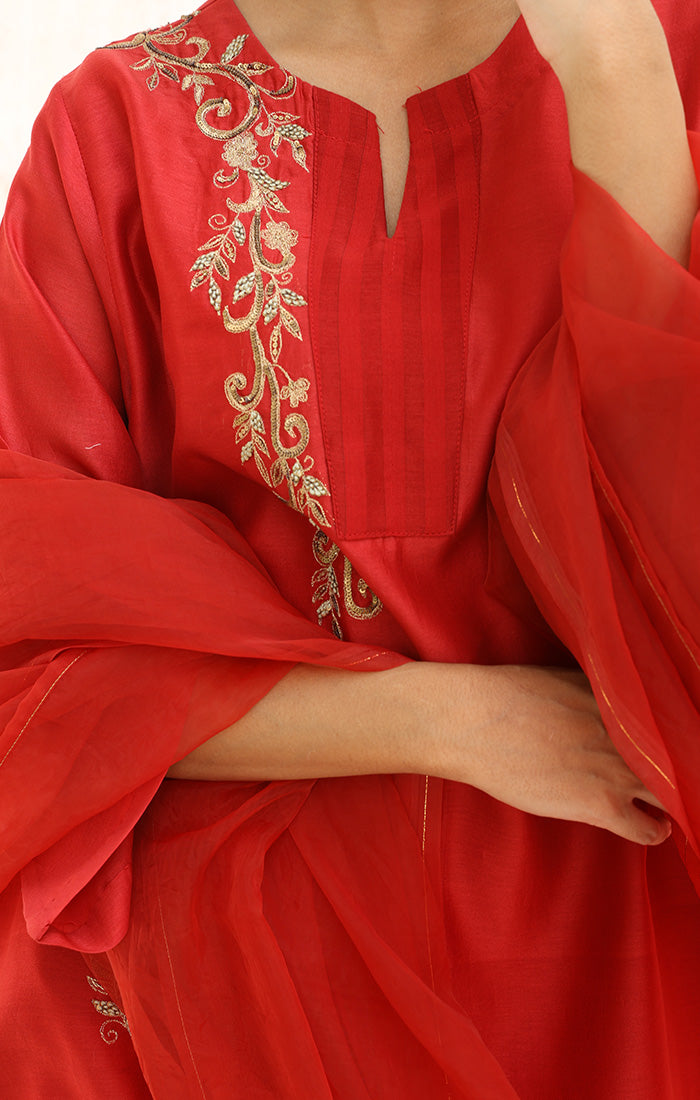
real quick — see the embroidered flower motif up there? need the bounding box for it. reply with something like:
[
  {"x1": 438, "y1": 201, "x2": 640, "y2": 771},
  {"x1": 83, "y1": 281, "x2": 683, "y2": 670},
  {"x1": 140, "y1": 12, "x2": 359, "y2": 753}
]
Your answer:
[
  {"x1": 261, "y1": 220, "x2": 298, "y2": 255},
  {"x1": 280, "y1": 377, "x2": 310, "y2": 407},
  {"x1": 222, "y1": 132, "x2": 259, "y2": 170}
]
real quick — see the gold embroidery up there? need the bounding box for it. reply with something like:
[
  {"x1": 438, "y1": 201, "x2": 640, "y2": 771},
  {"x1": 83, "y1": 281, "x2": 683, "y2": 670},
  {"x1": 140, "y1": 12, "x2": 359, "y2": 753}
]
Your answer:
[
  {"x1": 107, "y1": 15, "x2": 382, "y2": 636},
  {"x1": 107, "y1": 18, "x2": 326, "y2": 521},
  {"x1": 86, "y1": 976, "x2": 131, "y2": 1045},
  {"x1": 312, "y1": 530, "x2": 383, "y2": 637}
]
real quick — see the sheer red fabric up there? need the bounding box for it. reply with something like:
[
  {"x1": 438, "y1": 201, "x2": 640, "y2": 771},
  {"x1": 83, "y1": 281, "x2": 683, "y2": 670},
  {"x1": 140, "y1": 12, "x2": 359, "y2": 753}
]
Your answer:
[
  {"x1": 3, "y1": 1, "x2": 700, "y2": 1096},
  {"x1": 491, "y1": 133, "x2": 700, "y2": 884}
]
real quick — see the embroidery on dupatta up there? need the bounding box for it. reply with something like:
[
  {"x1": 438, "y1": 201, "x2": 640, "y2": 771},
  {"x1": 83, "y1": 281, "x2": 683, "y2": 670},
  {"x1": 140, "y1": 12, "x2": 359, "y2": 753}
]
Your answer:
[
  {"x1": 105, "y1": 14, "x2": 382, "y2": 638},
  {"x1": 86, "y1": 976, "x2": 131, "y2": 1045}
]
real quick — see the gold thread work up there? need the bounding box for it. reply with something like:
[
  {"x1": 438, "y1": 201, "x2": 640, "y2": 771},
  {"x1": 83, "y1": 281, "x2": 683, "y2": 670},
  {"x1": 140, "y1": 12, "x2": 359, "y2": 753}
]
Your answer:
[
  {"x1": 107, "y1": 16, "x2": 382, "y2": 637},
  {"x1": 86, "y1": 976, "x2": 131, "y2": 1045}
]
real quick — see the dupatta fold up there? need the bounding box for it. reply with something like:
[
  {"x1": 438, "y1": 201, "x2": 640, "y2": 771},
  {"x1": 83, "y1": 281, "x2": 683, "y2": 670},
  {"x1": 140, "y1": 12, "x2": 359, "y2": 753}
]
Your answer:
[
  {"x1": 491, "y1": 130, "x2": 700, "y2": 884},
  {"x1": 0, "y1": 86, "x2": 406, "y2": 953}
]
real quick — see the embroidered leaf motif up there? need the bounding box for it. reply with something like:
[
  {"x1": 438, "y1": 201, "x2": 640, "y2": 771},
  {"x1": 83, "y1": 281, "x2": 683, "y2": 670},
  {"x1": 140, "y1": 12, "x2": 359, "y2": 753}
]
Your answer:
[
  {"x1": 191, "y1": 251, "x2": 216, "y2": 272},
  {"x1": 250, "y1": 410, "x2": 265, "y2": 434},
  {"x1": 269, "y1": 458, "x2": 287, "y2": 487},
  {"x1": 159, "y1": 63, "x2": 180, "y2": 82},
  {"x1": 232, "y1": 220, "x2": 246, "y2": 245},
  {"x1": 254, "y1": 449, "x2": 272, "y2": 485},
  {"x1": 270, "y1": 325, "x2": 282, "y2": 363},
  {"x1": 241, "y1": 441, "x2": 254, "y2": 463},
  {"x1": 303, "y1": 477, "x2": 329, "y2": 498},
  {"x1": 315, "y1": 599, "x2": 334, "y2": 620},
  {"x1": 279, "y1": 288, "x2": 307, "y2": 308},
  {"x1": 147, "y1": 70, "x2": 160, "y2": 91},
  {"x1": 221, "y1": 34, "x2": 247, "y2": 64},
  {"x1": 307, "y1": 500, "x2": 330, "y2": 528},
  {"x1": 233, "y1": 272, "x2": 256, "y2": 301},
  {"x1": 277, "y1": 123, "x2": 311, "y2": 141},
  {"x1": 248, "y1": 167, "x2": 291, "y2": 192},
  {"x1": 291, "y1": 143, "x2": 307, "y2": 169},
  {"x1": 280, "y1": 307, "x2": 301, "y2": 340},
  {"x1": 263, "y1": 297, "x2": 279, "y2": 324},
  {"x1": 190, "y1": 269, "x2": 208, "y2": 291},
  {"x1": 261, "y1": 191, "x2": 289, "y2": 214},
  {"x1": 208, "y1": 281, "x2": 222, "y2": 313},
  {"x1": 92, "y1": 1000, "x2": 124, "y2": 1019},
  {"x1": 180, "y1": 67, "x2": 217, "y2": 104},
  {"x1": 214, "y1": 255, "x2": 230, "y2": 280}
]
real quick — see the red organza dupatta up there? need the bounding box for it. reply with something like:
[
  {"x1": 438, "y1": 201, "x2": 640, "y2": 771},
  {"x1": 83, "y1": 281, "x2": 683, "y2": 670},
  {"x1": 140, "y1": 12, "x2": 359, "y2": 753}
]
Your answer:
[
  {"x1": 491, "y1": 132, "x2": 700, "y2": 880},
  {"x1": 0, "y1": 449, "x2": 407, "y2": 950}
]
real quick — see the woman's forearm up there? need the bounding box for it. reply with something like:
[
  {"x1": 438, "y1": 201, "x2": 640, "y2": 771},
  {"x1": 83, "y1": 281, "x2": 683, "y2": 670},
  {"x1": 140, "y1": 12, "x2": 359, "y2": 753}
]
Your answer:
[
  {"x1": 167, "y1": 662, "x2": 431, "y2": 781},
  {"x1": 167, "y1": 660, "x2": 670, "y2": 847}
]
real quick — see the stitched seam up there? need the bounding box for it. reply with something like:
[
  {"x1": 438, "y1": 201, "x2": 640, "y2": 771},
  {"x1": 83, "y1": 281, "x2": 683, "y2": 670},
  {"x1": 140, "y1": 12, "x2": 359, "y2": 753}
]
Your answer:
[
  {"x1": 586, "y1": 651, "x2": 676, "y2": 790},
  {"x1": 156, "y1": 883, "x2": 208, "y2": 1098},
  {"x1": 591, "y1": 462, "x2": 700, "y2": 677},
  {"x1": 0, "y1": 651, "x2": 87, "y2": 770}
]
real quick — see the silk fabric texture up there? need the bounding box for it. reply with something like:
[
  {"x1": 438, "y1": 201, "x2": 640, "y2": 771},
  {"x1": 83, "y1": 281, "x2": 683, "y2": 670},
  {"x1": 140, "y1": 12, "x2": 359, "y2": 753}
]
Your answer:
[{"x1": 3, "y1": 0, "x2": 700, "y2": 1096}]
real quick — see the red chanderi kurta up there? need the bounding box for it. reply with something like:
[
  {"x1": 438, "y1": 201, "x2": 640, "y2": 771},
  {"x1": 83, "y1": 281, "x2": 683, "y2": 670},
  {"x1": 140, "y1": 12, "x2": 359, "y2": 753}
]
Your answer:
[{"x1": 3, "y1": 1, "x2": 700, "y2": 1096}]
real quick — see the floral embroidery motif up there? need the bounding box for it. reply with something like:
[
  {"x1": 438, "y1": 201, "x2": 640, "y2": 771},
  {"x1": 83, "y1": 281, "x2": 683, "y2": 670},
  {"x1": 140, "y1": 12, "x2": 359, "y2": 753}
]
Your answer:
[
  {"x1": 87, "y1": 976, "x2": 131, "y2": 1045},
  {"x1": 106, "y1": 14, "x2": 382, "y2": 633}
]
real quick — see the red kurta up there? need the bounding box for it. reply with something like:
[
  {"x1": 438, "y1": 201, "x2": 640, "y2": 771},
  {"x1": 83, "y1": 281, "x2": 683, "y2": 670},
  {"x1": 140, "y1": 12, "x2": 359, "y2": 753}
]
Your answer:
[{"x1": 3, "y1": 1, "x2": 700, "y2": 1096}]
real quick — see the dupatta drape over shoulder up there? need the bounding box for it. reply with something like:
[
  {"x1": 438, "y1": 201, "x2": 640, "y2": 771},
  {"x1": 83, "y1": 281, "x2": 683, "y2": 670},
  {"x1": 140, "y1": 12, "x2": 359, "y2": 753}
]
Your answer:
[{"x1": 491, "y1": 132, "x2": 700, "y2": 884}]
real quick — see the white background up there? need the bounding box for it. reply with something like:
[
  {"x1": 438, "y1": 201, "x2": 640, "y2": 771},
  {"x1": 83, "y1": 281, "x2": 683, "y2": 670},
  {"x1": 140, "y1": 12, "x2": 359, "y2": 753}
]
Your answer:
[{"x1": 0, "y1": 1, "x2": 186, "y2": 212}]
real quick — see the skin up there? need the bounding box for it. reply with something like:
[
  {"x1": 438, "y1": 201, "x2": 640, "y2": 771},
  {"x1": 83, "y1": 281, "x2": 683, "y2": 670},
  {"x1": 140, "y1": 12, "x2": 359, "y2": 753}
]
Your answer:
[{"x1": 170, "y1": 0, "x2": 699, "y2": 846}]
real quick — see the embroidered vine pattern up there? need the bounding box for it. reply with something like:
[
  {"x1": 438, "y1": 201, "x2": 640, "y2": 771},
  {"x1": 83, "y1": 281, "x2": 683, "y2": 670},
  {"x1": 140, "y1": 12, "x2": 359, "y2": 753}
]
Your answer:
[
  {"x1": 106, "y1": 15, "x2": 382, "y2": 634},
  {"x1": 87, "y1": 976, "x2": 131, "y2": 1045},
  {"x1": 312, "y1": 531, "x2": 383, "y2": 638}
]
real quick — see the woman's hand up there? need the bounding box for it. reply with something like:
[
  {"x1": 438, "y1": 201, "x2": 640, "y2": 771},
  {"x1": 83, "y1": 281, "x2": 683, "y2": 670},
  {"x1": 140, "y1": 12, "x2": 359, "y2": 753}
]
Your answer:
[
  {"x1": 169, "y1": 659, "x2": 669, "y2": 846},
  {"x1": 427, "y1": 663, "x2": 670, "y2": 846}
]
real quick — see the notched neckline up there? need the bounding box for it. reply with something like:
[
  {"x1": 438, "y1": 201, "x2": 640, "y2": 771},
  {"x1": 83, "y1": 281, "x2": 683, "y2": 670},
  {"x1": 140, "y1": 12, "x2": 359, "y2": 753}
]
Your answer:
[{"x1": 224, "y1": 1, "x2": 540, "y2": 240}]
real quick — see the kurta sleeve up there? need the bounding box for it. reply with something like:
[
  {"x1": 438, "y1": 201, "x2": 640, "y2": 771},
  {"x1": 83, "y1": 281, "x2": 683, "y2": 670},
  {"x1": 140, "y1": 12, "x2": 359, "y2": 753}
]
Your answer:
[
  {"x1": 0, "y1": 83, "x2": 405, "y2": 952},
  {"x1": 490, "y1": 129, "x2": 700, "y2": 880}
]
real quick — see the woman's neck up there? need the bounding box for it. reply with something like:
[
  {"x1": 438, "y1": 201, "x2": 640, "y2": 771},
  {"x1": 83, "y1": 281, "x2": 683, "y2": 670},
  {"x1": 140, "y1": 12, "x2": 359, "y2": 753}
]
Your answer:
[
  {"x1": 232, "y1": 0, "x2": 521, "y2": 236},
  {"x1": 233, "y1": 0, "x2": 521, "y2": 96}
]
